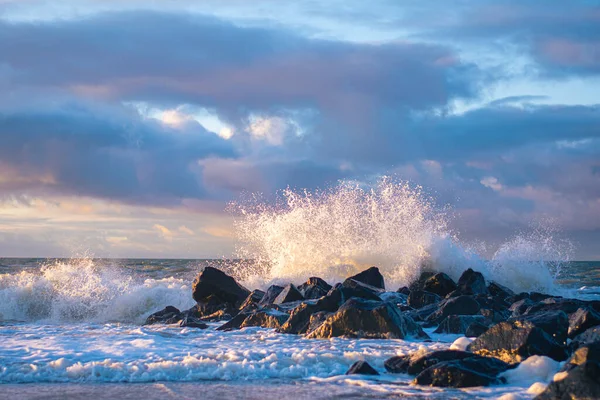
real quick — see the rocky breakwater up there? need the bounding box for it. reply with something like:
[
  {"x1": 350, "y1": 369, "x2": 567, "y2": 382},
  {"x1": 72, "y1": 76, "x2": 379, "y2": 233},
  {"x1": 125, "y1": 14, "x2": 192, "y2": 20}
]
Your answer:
[{"x1": 145, "y1": 265, "x2": 600, "y2": 395}]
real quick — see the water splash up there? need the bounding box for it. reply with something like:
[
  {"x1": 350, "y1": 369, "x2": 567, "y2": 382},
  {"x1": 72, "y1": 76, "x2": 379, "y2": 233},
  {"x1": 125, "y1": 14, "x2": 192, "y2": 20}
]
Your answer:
[{"x1": 231, "y1": 177, "x2": 571, "y2": 293}]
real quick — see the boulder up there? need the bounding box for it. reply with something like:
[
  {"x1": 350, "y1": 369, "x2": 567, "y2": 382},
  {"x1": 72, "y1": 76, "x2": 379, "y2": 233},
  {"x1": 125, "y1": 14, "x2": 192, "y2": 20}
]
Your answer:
[
  {"x1": 306, "y1": 298, "x2": 429, "y2": 340},
  {"x1": 297, "y1": 277, "x2": 332, "y2": 299},
  {"x1": 397, "y1": 286, "x2": 411, "y2": 296},
  {"x1": 238, "y1": 289, "x2": 266, "y2": 313},
  {"x1": 466, "y1": 321, "x2": 490, "y2": 337},
  {"x1": 409, "y1": 271, "x2": 435, "y2": 292},
  {"x1": 240, "y1": 309, "x2": 289, "y2": 329},
  {"x1": 467, "y1": 320, "x2": 568, "y2": 363},
  {"x1": 278, "y1": 303, "x2": 320, "y2": 334},
  {"x1": 144, "y1": 306, "x2": 182, "y2": 325},
  {"x1": 425, "y1": 295, "x2": 481, "y2": 324},
  {"x1": 570, "y1": 326, "x2": 600, "y2": 351},
  {"x1": 434, "y1": 315, "x2": 488, "y2": 334},
  {"x1": 524, "y1": 298, "x2": 586, "y2": 316},
  {"x1": 193, "y1": 295, "x2": 237, "y2": 319},
  {"x1": 414, "y1": 357, "x2": 511, "y2": 388},
  {"x1": 487, "y1": 281, "x2": 515, "y2": 299},
  {"x1": 405, "y1": 303, "x2": 439, "y2": 322},
  {"x1": 506, "y1": 292, "x2": 531, "y2": 304},
  {"x1": 456, "y1": 268, "x2": 488, "y2": 295},
  {"x1": 568, "y1": 307, "x2": 600, "y2": 339},
  {"x1": 406, "y1": 350, "x2": 478, "y2": 376},
  {"x1": 259, "y1": 285, "x2": 285, "y2": 305},
  {"x1": 192, "y1": 267, "x2": 250, "y2": 305},
  {"x1": 273, "y1": 284, "x2": 305, "y2": 304},
  {"x1": 216, "y1": 313, "x2": 248, "y2": 331},
  {"x1": 384, "y1": 354, "x2": 411, "y2": 373},
  {"x1": 529, "y1": 292, "x2": 556, "y2": 302},
  {"x1": 422, "y1": 273, "x2": 457, "y2": 297},
  {"x1": 510, "y1": 310, "x2": 569, "y2": 344},
  {"x1": 407, "y1": 290, "x2": 442, "y2": 309},
  {"x1": 337, "y1": 280, "x2": 382, "y2": 302},
  {"x1": 179, "y1": 315, "x2": 208, "y2": 329},
  {"x1": 346, "y1": 360, "x2": 379, "y2": 376},
  {"x1": 535, "y1": 361, "x2": 600, "y2": 400},
  {"x1": 561, "y1": 342, "x2": 600, "y2": 372},
  {"x1": 509, "y1": 298, "x2": 536, "y2": 317},
  {"x1": 346, "y1": 266, "x2": 385, "y2": 290}
]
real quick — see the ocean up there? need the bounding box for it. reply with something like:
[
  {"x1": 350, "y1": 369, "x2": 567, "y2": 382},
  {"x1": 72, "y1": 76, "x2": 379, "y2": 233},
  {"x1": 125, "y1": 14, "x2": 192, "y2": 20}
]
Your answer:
[{"x1": 0, "y1": 258, "x2": 599, "y2": 399}]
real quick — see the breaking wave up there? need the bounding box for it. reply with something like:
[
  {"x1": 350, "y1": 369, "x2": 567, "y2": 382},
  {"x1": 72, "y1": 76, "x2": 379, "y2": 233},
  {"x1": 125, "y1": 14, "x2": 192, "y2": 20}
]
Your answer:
[{"x1": 231, "y1": 177, "x2": 572, "y2": 293}]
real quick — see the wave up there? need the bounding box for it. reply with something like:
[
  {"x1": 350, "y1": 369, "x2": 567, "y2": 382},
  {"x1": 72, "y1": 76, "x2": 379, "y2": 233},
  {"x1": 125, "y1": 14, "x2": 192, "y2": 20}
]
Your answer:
[
  {"x1": 230, "y1": 177, "x2": 572, "y2": 293},
  {"x1": 0, "y1": 258, "x2": 194, "y2": 323}
]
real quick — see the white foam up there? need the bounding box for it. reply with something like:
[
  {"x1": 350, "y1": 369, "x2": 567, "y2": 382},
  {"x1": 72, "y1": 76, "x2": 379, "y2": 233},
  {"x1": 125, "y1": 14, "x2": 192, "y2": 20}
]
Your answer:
[
  {"x1": 449, "y1": 337, "x2": 473, "y2": 351},
  {"x1": 501, "y1": 356, "x2": 560, "y2": 386}
]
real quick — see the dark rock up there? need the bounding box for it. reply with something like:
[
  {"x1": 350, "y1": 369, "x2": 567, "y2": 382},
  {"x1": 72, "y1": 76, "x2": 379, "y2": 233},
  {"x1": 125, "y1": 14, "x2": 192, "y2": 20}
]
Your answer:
[
  {"x1": 535, "y1": 361, "x2": 600, "y2": 400},
  {"x1": 524, "y1": 297, "x2": 584, "y2": 316},
  {"x1": 259, "y1": 285, "x2": 285, "y2": 305},
  {"x1": 273, "y1": 284, "x2": 305, "y2": 304},
  {"x1": 510, "y1": 310, "x2": 569, "y2": 344},
  {"x1": 467, "y1": 320, "x2": 568, "y2": 363},
  {"x1": 434, "y1": 315, "x2": 488, "y2": 334},
  {"x1": 487, "y1": 281, "x2": 515, "y2": 299},
  {"x1": 422, "y1": 273, "x2": 457, "y2": 297},
  {"x1": 509, "y1": 298, "x2": 536, "y2": 317},
  {"x1": 405, "y1": 303, "x2": 439, "y2": 322},
  {"x1": 479, "y1": 308, "x2": 510, "y2": 324},
  {"x1": 338, "y1": 280, "x2": 382, "y2": 302},
  {"x1": 425, "y1": 295, "x2": 481, "y2": 324},
  {"x1": 561, "y1": 342, "x2": 600, "y2": 372},
  {"x1": 569, "y1": 307, "x2": 600, "y2": 339},
  {"x1": 194, "y1": 295, "x2": 237, "y2": 319},
  {"x1": 216, "y1": 313, "x2": 248, "y2": 331},
  {"x1": 529, "y1": 292, "x2": 555, "y2": 302},
  {"x1": 240, "y1": 309, "x2": 289, "y2": 329},
  {"x1": 457, "y1": 268, "x2": 488, "y2": 295},
  {"x1": 406, "y1": 350, "x2": 477, "y2": 375},
  {"x1": 198, "y1": 309, "x2": 233, "y2": 322},
  {"x1": 397, "y1": 286, "x2": 411, "y2": 295},
  {"x1": 407, "y1": 290, "x2": 442, "y2": 309},
  {"x1": 570, "y1": 326, "x2": 600, "y2": 351},
  {"x1": 307, "y1": 311, "x2": 330, "y2": 335},
  {"x1": 144, "y1": 306, "x2": 182, "y2": 325},
  {"x1": 409, "y1": 271, "x2": 435, "y2": 292},
  {"x1": 384, "y1": 355, "x2": 411, "y2": 373},
  {"x1": 278, "y1": 303, "x2": 320, "y2": 334},
  {"x1": 466, "y1": 321, "x2": 490, "y2": 337},
  {"x1": 297, "y1": 277, "x2": 332, "y2": 299},
  {"x1": 192, "y1": 267, "x2": 250, "y2": 305},
  {"x1": 506, "y1": 292, "x2": 531, "y2": 304},
  {"x1": 346, "y1": 360, "x2": 379, "y2": 376},
  {"x1": 238, "y1": 289, "x2": 266, "y2": 313},
  {"x1": 346, "y1": 266, "x2": 385, "y2": 290},
  {"x1": 179, "y1": 315, "x2": 208, "y2": 329},
  {"x1": 414, "y1": 357, "x2": 511, "y2": 388},
  {"x1": 306, "y1": 298, "x2": 429, "y2": 340}
]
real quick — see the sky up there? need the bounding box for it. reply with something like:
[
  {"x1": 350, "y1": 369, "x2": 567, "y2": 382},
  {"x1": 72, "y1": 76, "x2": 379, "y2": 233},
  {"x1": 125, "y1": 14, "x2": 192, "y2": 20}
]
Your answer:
[{"x1": 0, "y1": 0, "x2": 599, "y2": 259}]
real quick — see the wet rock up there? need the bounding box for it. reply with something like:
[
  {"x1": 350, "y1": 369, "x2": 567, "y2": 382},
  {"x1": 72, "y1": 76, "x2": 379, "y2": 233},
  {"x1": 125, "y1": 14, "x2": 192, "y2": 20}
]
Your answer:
[
  {"x1": 306, "y1": 298, "x2": 429, "y2": 340},
  {"x1": 409, "y1": 271, "x2": 435, "y2": 292},
  {"x1": 434, "y1": 315, "x2": 488, "y2": 334},
  {"x1": 510, "y1": 310, "x2": 569, "y2": 344},
  {"x1": 278, "y1": 303, "x2": 320, "y2": 334},
  {"x1": 192, "y1": 266, "x2": 250, "y2": 305},
  {"x1": 241, "y1": 309, "x2": 289, "y2": 329},
  {"x1": 457, "y1": 268, "x2": 488, "y2": 296},
  {"x1": 561, "y1": 342, "x2": 600, "y2": 372},
  {"x1": 570, "y1": 326, "x2": 600, "y2": 351},
  {"x1": 479, "y1": 308, "x2": 510, "y2": 324},
  {"x1": 338, "y1": 280, "x2": 383, "y2": 302},
  {"x1": 405, "y1": 303, "x2": 439, "y2": 322},
  {"x1": 384, "y1": 354, "x2": 411, "y2": 373},
  {"x1": 259, "y1": 285, "x2": 285, "y2": 305},
  {"x1": 307, "y1": 311, "x2": 330, "y2": 335},
  {"x1": 397, "y1": 286, "x2": 411, "y2": 296},
  {"x1": 487, "y1": 281, "x2": 515, "y2": 300},
  {"x1": 467, "y1": 320, "x2": 568, "y2": 363},
  {"x1": 535, "y1": 361, "x2": 600, "y2": 400},
  {"x1": 380, "y1": 291, "x2": 408, "y2": 305},
  {"x1": 198, "y1": 309, "x2": 233, "y2": 322},
  {"x1": 568, "y1": 307, "x2": 600, "y2": 339},
  {"x1": 422, "y1": 273, "x2": 457, "y2": 297},
  {"x1": 406, "y1": 350, "x2": 477, "y2": 375},
  {"x1": 179, "y1": 315, "x2": 208, "y2": 329},
  {"x1": 216, "y1": 313, "x2": 247, "y2": 331},
  {"x1": 509, "y1": 298, "x2": 536, "y2": 317},
  {"x1": 273, "y1": 284, "x2": 305, "y2": 304},
  {"x1": 346, "y1": 360, "x2": 379, "y2": 376},
  {"x1": 346, "y1": 266, "x2": 385, "y2": 290},
  {"x1": 414, "y1": 356, "x2": 511, "y2": 388},
  {"x1": 238, "y1": 289, "x2": 266, "y2": 313},
  {"x1": 144, "y1": 306, "x2": 182, "y2": 325},
  {"x1": 425, "y1": 295, "x2": 481, "y2": 324},
  {"x1": 194, "y1": 295, "x2": 237, "y2": 319},
  {"x1": 297, "y1": 277, "x2": 332, "y2": 299},
  {"x1": 407, "y1": 290, "x2": 441, "y2": 309},
  {"x1": 529, "y1": 292, "x2": 556, "y2": 302},
  {"x1": 506, "y1": 292, "x2": 531, "y2": 304},
  {"x1": 466, "y1": 321, "x2": 490, "y2": 337},
  {"x1": 524, "y1": 298, "x2": 585, "y2": 316}
]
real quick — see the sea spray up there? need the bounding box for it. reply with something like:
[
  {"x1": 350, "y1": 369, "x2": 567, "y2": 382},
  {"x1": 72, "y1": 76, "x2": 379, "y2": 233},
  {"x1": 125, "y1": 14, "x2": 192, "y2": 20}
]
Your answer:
[{"x1": 231, "y1": 177, "x2": 571, "y2": 293}]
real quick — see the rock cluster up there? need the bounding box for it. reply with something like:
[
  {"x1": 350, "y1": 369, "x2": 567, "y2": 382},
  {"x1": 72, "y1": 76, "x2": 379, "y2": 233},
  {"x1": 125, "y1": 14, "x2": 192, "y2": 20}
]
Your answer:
[{"x1": 144, "y1": 264, "x2": 600, "y2": 392}]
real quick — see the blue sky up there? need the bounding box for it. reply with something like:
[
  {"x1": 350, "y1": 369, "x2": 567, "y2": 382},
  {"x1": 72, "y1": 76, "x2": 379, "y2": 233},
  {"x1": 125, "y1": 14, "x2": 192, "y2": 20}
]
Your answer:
[{"x1": 0, "y1": 0, "x2": 599, "y2": 259}]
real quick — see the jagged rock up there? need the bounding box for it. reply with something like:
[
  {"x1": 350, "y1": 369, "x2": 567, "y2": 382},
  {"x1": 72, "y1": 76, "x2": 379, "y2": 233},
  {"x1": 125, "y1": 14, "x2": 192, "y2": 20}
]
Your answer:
[
  {"x1": 346, "y1": 266, "x2": 385, "y2": 290},
  {"x1": 273, "y1": 284, "x2": 304, "y2": 304},
  {"x1": 570, "y1": 326, "x2": 600, "y2": 351},
  {"x1": 456, "y1": 268, "x2": 488, "y2": 295},
  {"x1": 216, "y1": 313, "x2": 248, "y2": 331},
  {"x1": 397, "y1": 286, "x2": 411, "y2": 295},
  {"x1": 346, "y1": 360, "x2": 379, "y2": 375},
  {"x1": 506, "y1": 292, "x2": 531, "y2": 304},
  {"x1": 529, "y1": 292, "x2": 556, "y2": 302},
  {"x1": 406, "y1": 350, "x2": 477, "y2": 375},
  {"x1": 524, "y1": 298, "x2": 585, "y2": 316},
  {"x1": 238, "y1": 289, "x2": 266, "y2": 313},
  {"x1": 421, "y1": 273, "x2": 457, "y2": 297},
  {"x1": 278, "y1": 303, "x2": 320, "y2": 334},
  {"x1": 306, "y1": 298, "x2": 429, "y2": 340},
  {"x1": 414, "y1": 357, "x2": 511, "y2": 388},
  {"x1": 467, "y1": 320, "x2": 568, "y2": 363},
  {"x1": 561, "y1": 342, "x2": 600, "y2": 372},
  {"x1": 297, "y1": 277, "x2": 332, "y2": 299},
  {"x1": 192, "y1": 267, "x2": 250, "y2": 305},
  {"x1": 179, "y1": 315, "x2": 208, "y2": 329},
  {"x1": 535, "y1": 361, "x2": 600, "y2": 400},
  {"x1": 380, "y1": 291, "x2": 408, "y2": 305},
  {"x1": 509, "y1": 298, "x2": 536, "y2": 317},
  {"x1": 510, "y1": 310, "x2": 569, "y2": 344},
  {"x1": 259, "y1": 285, "x2": 285, "y2": 305},
  {"x1": 241, "y1": 309, "x2": 289, "y2": 329},
  {"x1": 407, "y1": 290, "x2": 441, "y2": 309},
  {"x1": 569, "y1": 307, "x2": 600, "y2": 339},
  {"x1": 466, "y1": 321, "x2": 490, "y2": 337},
  {"x1": 144, "y1": 306, "x2": 182, "y2": 325},
  {"x1": 479, "y1": 308, "x2": 510, "y2": 324},
  {"x1": 425, "y1": 295, "x2": 481, "y2": 324},
  {"x1": 337, "y1": 280, "x2": 382, "y2": 302},
  {"x1": 384, "y1": 354, "x2": 411, "y2": 373},
  {"x1": 409, "y1": 271, "x2": 435, "y2": 292},
  {"x1": 434, "y1": 315, "x2": 488, "y2": 334},
  {"x1": 487, "y1": 281, "x2": 515, "y2": 299},
  {"x1": 193, "y1": 295, "x2": 237, "y2": 319},
  {"x1": 405, "y1": 303, "x2": 439, "y2": 322},
  {"x1": 198, "y1": 309, "x2": 233, "y2": 322}
]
